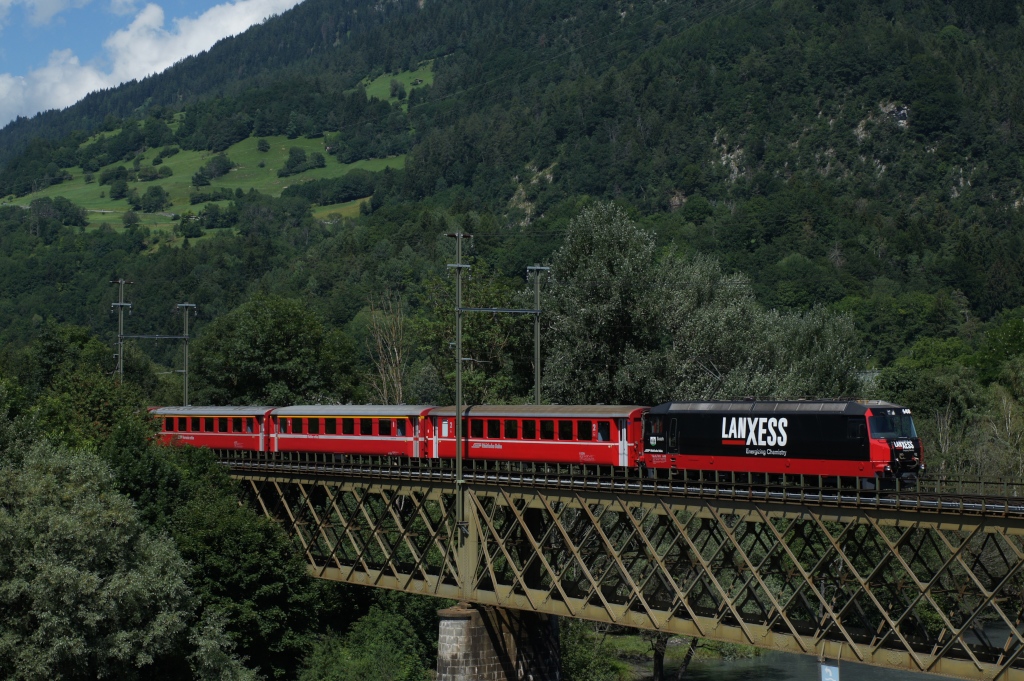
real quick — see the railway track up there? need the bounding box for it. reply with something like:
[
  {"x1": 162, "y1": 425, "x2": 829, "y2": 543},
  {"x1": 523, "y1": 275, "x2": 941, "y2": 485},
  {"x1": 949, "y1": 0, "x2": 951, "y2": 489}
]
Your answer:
[{"x1": 221, "y1": 455, "x2": 1024, "y2": 520}]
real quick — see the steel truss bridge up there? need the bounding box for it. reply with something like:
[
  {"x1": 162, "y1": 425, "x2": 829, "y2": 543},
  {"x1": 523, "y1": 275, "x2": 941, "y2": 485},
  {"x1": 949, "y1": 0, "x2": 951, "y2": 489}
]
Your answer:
[{"x1": 224, "y1": 451, "x2": 1024, "y2": 680}]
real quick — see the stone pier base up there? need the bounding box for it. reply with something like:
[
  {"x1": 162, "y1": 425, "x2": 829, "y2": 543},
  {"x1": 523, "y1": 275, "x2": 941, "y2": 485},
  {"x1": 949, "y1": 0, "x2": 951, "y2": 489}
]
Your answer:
[{"x1": 436, "y1": 603, "x2": 560, "y2": 681}]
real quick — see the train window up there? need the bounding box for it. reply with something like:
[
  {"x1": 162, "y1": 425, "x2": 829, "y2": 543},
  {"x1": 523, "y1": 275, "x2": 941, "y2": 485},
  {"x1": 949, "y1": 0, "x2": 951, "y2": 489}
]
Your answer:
[
  {"x1": 325, "y1": 419, "x2": 337, "y2": 435},
  {"x1": 487, "y1": 420, "x2": 501, "y2": 439},
  {"x1": 504, "y1": 420, "x2": 518, "y2": 439},
  {"x1": 847, "y1": 418, "x2": 866, "y2": 441},
  {"x1": 246, "y1": 419, "x2": 254, "y2": 434},
  {"x1": 471, "y1": 419, "x2": 483, "y2": 438},
  {"x1": 218, "y1": 418, "x2": 228, "y2": 433},
  {"x1": 294, "y1": 418, "x2": 304, "y2": 435},
  {"x1": 205, "y1": 417, "x2": 214, "y2": 432},
  {"x1": 178, "y1": 417, "x2": 187, "y2": 431},
  {"x1": 396, "y1": 420, "x2": 407, "y2": 437},
  {"x1": 191, "y1": 417, "x2": 200, "y2": 431},
  {"x1": 522, "y1": 420, "x2": 536, "y2": 439},
  {"x1": 597, "y1": 421, "x2": 611, "y2": 441},
  {"x1": 667, "y1": 418, "x2": 678, "y2": 449},
  {"x1": 232, "y1": 417, "x2": 242, "y2": 433},
  {"x1": 342, "y1": 418, "x2": 354, "y2": 435},
  {"x1": 278, "y1": 418, "x2": 288, "y2": 434},
  {"x1": 379, "y1": 419, "x2": 392, "y2": 436},
  {"x1": 309, "y1": 418, "x2": 320, "y2": 435},
  {"x1": 164, "y1": 417, "x2": 173, "y2": 431},
  {"x1": 540, "y1": 420, "x2": 555, "y2": 440},
  {"x1": 577, "y1": 421, "x2": 592, "y2": 441},
  {"x1": 558, "y1": 420, "x2": 573, "y2": 440},
  {"x1": 360, "y1": 418, "x2": 373, "y2": 435}
]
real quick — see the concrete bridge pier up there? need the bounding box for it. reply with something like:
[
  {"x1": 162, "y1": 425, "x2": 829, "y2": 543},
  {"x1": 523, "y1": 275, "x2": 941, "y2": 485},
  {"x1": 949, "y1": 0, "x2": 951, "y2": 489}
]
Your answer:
[{"x1": 436, "y1": 603, "x2": 560, "y2": 681}]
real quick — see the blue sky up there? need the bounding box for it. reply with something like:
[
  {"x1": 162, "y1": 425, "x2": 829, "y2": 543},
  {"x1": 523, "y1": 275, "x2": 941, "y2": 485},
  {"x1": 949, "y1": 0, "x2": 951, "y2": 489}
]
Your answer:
[{"x1": 0, "y1": 0, "x2": 303, "y2": 126}]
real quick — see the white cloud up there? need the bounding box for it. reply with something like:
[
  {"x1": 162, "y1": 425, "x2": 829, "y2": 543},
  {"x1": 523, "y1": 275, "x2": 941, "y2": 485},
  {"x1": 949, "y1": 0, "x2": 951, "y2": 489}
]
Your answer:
[
  {"x1": 0, "y1": 0, "x2": 91, "y2": 26},
  {"x1": 108, "y1": 0, "x2": 135, "y2": 16},
  {"x1": 0, "y1": 0, "x2": 301, "y2": 125}
]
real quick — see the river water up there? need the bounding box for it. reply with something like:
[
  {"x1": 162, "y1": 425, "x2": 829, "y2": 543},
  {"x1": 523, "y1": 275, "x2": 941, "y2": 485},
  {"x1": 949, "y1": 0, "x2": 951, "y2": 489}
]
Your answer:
[{"x1": 681, "y1": 651, "x2": 955, "y2": 681}]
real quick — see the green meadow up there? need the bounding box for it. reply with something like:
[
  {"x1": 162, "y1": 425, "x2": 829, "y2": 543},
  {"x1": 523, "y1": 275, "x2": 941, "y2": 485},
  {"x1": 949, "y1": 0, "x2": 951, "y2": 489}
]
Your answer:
[
  {"x1": 1, "y1": 62, "x2": 433, "y2": 233},
  {"x1": 363, "y1": 61, "x2": 434, "y2": 109},
  {"x1": 3, "y1": 135, "x2": 403, "y2": 230}
]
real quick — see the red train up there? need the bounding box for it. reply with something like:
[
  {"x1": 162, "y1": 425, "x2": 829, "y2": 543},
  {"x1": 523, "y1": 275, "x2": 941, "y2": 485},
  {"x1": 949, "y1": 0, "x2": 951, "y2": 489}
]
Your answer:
[{"x1": 152, "y1": 400, "x2": 923, "y2": 482}]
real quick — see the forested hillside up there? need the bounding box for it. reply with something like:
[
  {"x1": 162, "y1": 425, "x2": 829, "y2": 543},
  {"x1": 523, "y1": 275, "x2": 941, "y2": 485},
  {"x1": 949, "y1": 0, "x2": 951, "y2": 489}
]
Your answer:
[{"x1": 4, "y1": 0, "x2": 1024, "y2": 675}]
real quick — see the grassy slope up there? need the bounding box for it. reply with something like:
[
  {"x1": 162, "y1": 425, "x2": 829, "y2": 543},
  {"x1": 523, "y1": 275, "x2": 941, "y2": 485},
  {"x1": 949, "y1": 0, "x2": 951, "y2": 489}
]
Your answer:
[
  {"x1": 0, "y1": 62, "x2": 436, "y2": 230},
  {"x1": 1, "y1": 136, "x2": 402, "y2": 229},
  {"x1": 363, "y1": 61, "x2": 434, "y2": 110}
]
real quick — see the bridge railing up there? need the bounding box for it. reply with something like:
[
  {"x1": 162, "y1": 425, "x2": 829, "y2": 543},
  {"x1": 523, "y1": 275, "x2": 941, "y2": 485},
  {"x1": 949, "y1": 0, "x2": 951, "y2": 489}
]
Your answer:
[{"x1": 215, "y1": 449, "x2": 1024, "y2": 517}]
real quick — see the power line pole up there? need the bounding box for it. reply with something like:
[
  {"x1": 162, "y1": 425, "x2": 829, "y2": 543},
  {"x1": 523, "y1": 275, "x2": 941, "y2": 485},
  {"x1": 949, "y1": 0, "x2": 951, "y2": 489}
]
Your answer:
[
  {"x1": 110, "y1": 278, "x2": 133, "y2": 382},
  {"x1": 446, "y1": 233, "x2": 472, "y2": 540},
  {"x1": 177, "y1": 303, "x2": 196, "y2": 406},
  {"x1": 527, "y1": 265, "x2": 549, "y2": 405}
]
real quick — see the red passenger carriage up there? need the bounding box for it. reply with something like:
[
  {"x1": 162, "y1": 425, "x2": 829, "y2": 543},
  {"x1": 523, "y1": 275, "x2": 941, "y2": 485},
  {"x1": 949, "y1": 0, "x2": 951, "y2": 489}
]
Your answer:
[
  {"x1": 153, "y1": 406, "x2": 275, "y2": 452},
  {"x1": 424, "y1": 405, "x2": 645, "y2": 466},
  {"x1": 271, "y1": 405, "x2": 434, "y2": 456}
]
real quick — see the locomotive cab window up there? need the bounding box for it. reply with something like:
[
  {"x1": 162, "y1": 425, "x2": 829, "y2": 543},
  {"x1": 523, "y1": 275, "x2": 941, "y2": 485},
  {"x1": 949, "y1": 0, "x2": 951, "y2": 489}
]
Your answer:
[
  {"x1": 504, "y1": 420, "x2": 518, "y2": 439},
  {"x1": 667, "y1": 418, "x2": 678, "y2": 450},
  {"x1": 597, "y1": 421, "x2": 611, "y2": 441},
  {"x1": 325, "y1": 419, "x2": 337, "y2": 435},
  {"x1": 868, "y1": 413, "x2": 917, "y2": 439},
  {"x1": 360, "y1": 418, "x2": 373, "y2": 435},
  {"x1": 342, "y1": 418, "x2": 354, "y2": 435},
  {"x1": 309, "y1": 418, "x2": 320, "y2": 435},
  {"x1": 379, "y1": 419, "x2": 392, "y2": 436},
  {"x1": 396, "y1": 420, "x2": 407, "y2": 437},
  {"x1": 558, "y1": 420, "x2": 573, "y2": 440},
  {"x1": 540, "y1": 420, "x2": 555, "y2": 440},
  {"x1": 487, "y1": 420, "x2": 501, "y2": 439},
  {"x1": 471, "y1": 419, "x2": 484, "y2": 438},
  {"x1": 522, "y1": 420, "x2": 537, "y2": 439},
  {"x1": 847, "y1": 418, "x2": 866, "y2": 441},
  {"x1": 577, "y1": 421, "x2": 592, "y2": 441}
]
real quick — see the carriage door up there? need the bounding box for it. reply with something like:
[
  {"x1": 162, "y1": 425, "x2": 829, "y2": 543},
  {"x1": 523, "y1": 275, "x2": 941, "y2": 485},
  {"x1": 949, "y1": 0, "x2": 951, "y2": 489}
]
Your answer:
[
  {"x1": 618, "y1": 419, "x2": 628, "y2": 467},
  {"x1": 667, "y1": 417, "x2": 679, "y2": 454},
  {"x1": 432, "y1": 417, "x2": 439, "y2": 458},
  {"x1": 413, "y1": 418, "x2": 420, "y2": 458}
]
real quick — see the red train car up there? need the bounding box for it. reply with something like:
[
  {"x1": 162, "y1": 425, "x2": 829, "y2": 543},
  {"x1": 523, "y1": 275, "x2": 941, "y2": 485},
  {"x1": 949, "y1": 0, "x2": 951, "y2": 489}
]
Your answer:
[
  {"x1": 641, "y1": 400, "x2": 922, "y2": 481},
  {"x1": 424, "y1": 405, "x2": 646, "y2": 466},
  {"x1": 271, "y1": 405, "x2": 435, "y2": 456},
  {"x1": 153, "y1": 406, "x2": 275, "y2": 452}
]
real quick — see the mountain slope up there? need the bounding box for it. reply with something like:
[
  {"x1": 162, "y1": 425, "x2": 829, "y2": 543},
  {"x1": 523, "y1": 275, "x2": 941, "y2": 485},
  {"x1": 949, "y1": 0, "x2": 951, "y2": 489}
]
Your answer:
[{"x1": 2, "y1": 0, "x2": 1024, "y2": 365}]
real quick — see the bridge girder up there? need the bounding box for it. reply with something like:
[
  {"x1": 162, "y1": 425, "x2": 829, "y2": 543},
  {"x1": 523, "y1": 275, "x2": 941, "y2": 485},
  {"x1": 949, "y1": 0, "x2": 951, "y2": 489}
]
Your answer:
[{"x1": 233, "y1": 467, "x2": 1024, "y2": 680}]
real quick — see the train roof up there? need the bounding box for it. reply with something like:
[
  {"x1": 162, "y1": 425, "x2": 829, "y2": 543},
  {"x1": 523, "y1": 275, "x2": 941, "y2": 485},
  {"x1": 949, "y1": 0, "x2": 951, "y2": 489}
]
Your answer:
[
  {"x1": 430, "y1": 405, "x2": 645, "y2": 418},
  {"x1": 650, "y1": 400, "x2": 904, "y2": 416},
  {"x1": 151, "y1": 406, "x2": 274, "y2": 416},
  {"x1": 272, "y1": 405, "x2": 435, "y2": 417}
]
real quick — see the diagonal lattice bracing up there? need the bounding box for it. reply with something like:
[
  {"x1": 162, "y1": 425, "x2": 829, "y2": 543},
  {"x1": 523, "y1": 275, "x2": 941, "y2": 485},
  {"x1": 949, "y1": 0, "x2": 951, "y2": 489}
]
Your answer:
[{"x1": 234, "y1": 470, "x2": 1024, "y2": 680}]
